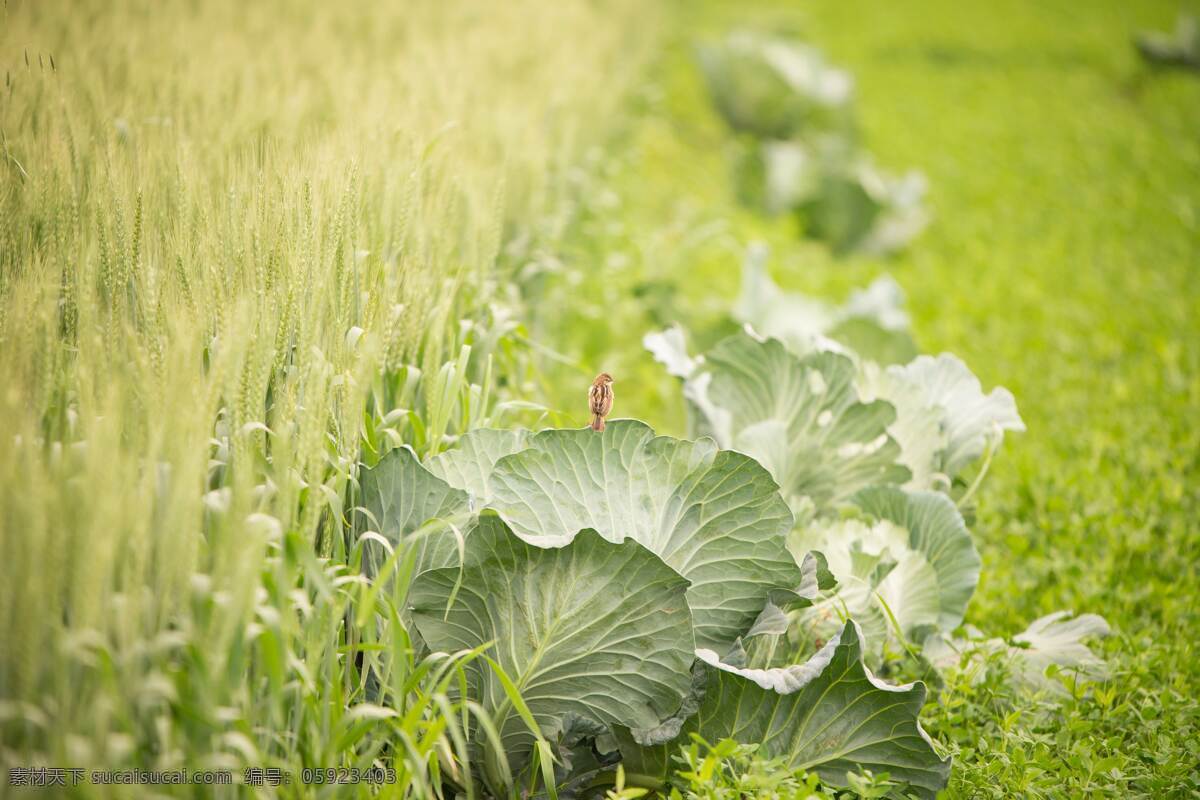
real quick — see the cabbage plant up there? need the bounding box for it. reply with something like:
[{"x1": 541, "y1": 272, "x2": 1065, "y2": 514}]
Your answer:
[
  {"x1": 645, "y1": 326, "x2": 911, "y2": 520},
  {"x1": 697, "y1": 31, "x2": 854, "y2": 141},
  {"x1": 666, "y1": 252, "x2": 1027, "y2": 493},
  {"x1": 924, "y1": 612, "x2": 1111, "y2": 694},
  {"x1": 1135, "y1": 15, "x2": 1200, "y2": 71},
  {"x1": 646, "y1": 269, "x2": 1106, "y2": 704},
  {"x1": 787, "y1": 487, "x2": 982, "y2": 661},
  {"x1": 358, "y1": 421, "x2": 950, "y2": 797},
  {"x1": 732, "y1": 246, "x2": 917, "y2": 363},
  {"x1": 755, "y1": 139, "x2": 929, "y2": 256}
]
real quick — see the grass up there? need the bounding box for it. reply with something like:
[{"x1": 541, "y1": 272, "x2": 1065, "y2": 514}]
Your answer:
[
  {"x1": 2, "y1": 0, "x2": 1197, "y2": 796},
  {"x1": 524, "y1": 0, "x2": 1199, "y2": 795}
]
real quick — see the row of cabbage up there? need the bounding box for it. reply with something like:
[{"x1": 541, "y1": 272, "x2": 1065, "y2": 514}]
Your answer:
[
  {"x1": 699, "y1": 30, "x2": 928, "y2": 255},
  {"x1": 352, "y1": 251, "x2": 1104, "y2": 800},
  {"x1": 353, "y1": 252, "x2": 1107, "y2": 798},
  {"x1": 350, "y1": 28, "x2": 1110, "y2": 800}
]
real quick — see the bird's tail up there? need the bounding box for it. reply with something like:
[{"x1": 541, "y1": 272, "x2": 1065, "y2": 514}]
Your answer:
[{"x1": 590, "y1": 415, "x2": 605, "y2": 432}]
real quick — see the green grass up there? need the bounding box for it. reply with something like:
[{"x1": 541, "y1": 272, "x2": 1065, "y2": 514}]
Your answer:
[{"x1": 527, "y1": 0, "x2": 1199, "y2": 795}]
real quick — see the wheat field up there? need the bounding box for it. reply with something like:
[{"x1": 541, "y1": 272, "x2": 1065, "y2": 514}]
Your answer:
[{"x1": 1, "y1": 0, "x2": 655, "y2": 791}]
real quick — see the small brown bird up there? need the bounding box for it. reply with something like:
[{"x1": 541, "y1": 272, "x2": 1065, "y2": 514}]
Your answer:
[{"x1": 588, "y1": 372, "x2": 614, "y2": 431}]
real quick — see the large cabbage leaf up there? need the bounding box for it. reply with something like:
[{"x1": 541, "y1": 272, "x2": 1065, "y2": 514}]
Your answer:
[
  {"x1": 362, "y1": 421, "x2": 801, "y2": 653},
  {"x1": 409, "y1": 515, "x2": 695, "y2": 782},
  {"x1": 359, "y1": 445, "x2": 469, "y2": 538},
  {"x1": 481, "y1": 421, "x2": 801, "y2": 651},
  {"x1": 790, "y1": 487, "x2": 980, "y2": 656},
  {"x1": 619, "y1": 620, "x2": 949, "y2": 798},
  {"x1": 357, "y1": 445, "x2": 472, "y2": 574},
  {"x1": 426, "y1": 428, "x2": 531, "y2": 501},
  {"x1": 647, "y1": 330, "x2": 909, "y2": 518}
]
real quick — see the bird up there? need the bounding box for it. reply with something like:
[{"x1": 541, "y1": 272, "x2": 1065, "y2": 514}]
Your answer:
[{"x1": 588, "y1": 372, "x2": 614, "y2": 431}]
